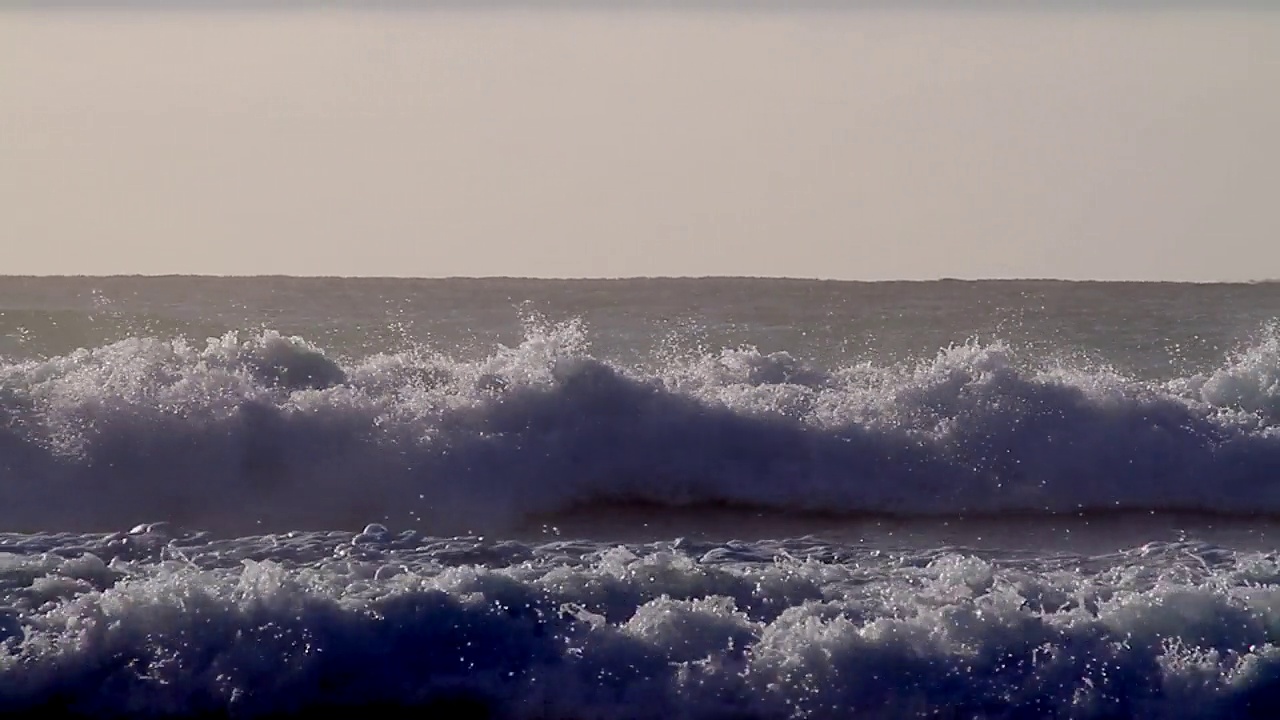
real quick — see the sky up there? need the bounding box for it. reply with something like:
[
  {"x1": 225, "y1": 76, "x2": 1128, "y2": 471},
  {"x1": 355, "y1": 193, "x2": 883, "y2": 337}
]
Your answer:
[{"x1": 2, "y1": 2, "x2": 1278, "y2": 280}]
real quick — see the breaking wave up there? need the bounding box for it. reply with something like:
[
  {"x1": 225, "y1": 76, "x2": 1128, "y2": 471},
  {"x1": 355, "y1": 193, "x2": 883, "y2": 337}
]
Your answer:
[
  {"x1": 2, "y1": 531, "x2": 1280, "y2": 718},
  {"x1": 2, "y1": 319, "x2": 1280, "y2": 534}
]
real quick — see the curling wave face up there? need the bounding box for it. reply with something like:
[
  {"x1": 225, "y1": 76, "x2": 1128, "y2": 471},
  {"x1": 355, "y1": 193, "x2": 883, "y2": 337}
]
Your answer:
[{"x1": 2, "y1": 320, "x2": 1280, "y2": 534}]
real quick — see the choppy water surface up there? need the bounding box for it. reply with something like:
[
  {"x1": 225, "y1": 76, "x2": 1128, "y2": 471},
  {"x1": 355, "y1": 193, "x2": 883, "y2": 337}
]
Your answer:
[{"x1": 3, "y1": 277, "x2": 1280, "y2": 718}]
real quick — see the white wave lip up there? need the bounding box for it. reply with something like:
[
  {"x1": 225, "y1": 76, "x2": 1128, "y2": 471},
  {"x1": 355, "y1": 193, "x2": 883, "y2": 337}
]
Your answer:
[{"x1": 2, "y1": 320, "x2": 1280, "y2": 534}]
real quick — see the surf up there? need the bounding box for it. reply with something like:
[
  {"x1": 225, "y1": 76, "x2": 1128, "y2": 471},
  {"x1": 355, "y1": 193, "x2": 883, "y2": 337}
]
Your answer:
[{"x1": 1, "y1": 320, "x2": 1279, "y2": 535}]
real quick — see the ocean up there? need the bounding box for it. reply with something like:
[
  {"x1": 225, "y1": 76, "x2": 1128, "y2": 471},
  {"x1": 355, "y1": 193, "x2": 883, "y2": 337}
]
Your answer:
[{"x1": 3, "y1": 276, "x2": 1280, "y2": 718}]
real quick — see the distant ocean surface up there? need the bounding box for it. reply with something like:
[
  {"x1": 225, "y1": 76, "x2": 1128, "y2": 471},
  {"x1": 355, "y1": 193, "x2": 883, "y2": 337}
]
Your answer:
[{"x1": 4, "y1": 276, "x2": 1280, "y2": 718}]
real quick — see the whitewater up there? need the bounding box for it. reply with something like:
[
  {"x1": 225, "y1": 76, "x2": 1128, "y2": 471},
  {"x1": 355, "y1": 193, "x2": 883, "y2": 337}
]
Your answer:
[{"x1": 3, "y1": 276, "x2": 1280, "y2": 718}]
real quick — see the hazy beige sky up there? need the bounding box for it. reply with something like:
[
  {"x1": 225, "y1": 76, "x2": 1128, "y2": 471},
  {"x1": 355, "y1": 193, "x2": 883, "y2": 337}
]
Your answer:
[{"x1": 2, "y1": 7, "x2": 1278, "y2": 279}]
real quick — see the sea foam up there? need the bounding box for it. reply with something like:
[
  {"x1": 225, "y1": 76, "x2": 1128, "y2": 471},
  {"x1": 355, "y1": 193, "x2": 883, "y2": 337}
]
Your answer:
[
  {"x1": 2, "y1": 320, "x2": 1280, "y2": 534},
  {"x1": 1, "y1": 531, "x2": 1279, "y2": 718}
]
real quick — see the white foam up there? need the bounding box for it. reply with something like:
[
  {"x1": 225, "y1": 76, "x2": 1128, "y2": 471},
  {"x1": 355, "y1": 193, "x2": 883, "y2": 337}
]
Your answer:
[
  {"x1": 2, "y1": 322, "x2": 1280, "y2": 535},
  {"x1": 0, "y1": 532, "x2": 1278, "y2": 717},
  {"x1": 1201, "y1": 326, "x2": 1280, "y2": 423}
]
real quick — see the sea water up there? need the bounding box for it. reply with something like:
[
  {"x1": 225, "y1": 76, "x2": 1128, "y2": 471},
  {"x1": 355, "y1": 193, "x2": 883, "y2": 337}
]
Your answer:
[{"x1": 3, "y1": 276, "x2": 1280, "y2": 718}]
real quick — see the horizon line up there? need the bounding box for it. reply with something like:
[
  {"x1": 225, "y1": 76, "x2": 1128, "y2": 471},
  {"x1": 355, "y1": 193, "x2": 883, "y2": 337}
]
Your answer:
[
  {"x1": 3, "y1": 0, "x2": 1273, "y2": 11},
  {"x1": 2, "y1": 274, "x2": 1278, "y2": 285}
]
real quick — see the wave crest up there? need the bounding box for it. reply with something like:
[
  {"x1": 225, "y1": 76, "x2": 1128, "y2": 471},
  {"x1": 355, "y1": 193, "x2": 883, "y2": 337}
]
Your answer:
[{"x1": 3, "y1": 323, "x2": 1280, "y2": 533}]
